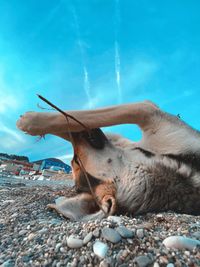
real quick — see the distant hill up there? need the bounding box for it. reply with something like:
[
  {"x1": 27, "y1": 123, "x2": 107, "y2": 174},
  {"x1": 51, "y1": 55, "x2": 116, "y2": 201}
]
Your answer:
[
  {"x1": 0, "y1": 153, "x2": 29, "y2": 162},
  {"x1": 32, "y1": 158, "x2": 66, "y2": 165}
]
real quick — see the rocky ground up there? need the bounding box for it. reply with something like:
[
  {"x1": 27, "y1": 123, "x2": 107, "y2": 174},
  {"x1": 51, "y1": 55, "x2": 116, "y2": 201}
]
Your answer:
[{"x1": 0, "y1": 181, "x2": 199, "y2": 267}]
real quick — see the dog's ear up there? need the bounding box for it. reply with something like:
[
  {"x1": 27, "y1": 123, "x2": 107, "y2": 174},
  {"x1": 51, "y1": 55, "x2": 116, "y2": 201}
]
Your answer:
[{"x1": 47, "y1": 193, "x2": 116, "y2": 221}]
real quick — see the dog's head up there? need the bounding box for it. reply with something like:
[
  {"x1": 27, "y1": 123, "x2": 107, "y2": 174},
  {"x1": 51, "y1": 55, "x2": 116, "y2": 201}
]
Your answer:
[{"x1": 48, "y1": 129, "x2": 130, "y2": 220}]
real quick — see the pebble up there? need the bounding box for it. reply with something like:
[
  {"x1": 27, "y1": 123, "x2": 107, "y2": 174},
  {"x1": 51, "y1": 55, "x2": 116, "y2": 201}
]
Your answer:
[
  {"x1": 134, "y1": 255, "x2": 153, "y2": 267},
  {"x1": 83, "y1": 232, "x2": 93, "y2": 245},
  {"x1": 99, "y1": 259, "x2": 109, "y2": 267},
  {"x1": 153, "y1": 262, "x2": 160, "y2": 267},
  {"x1": 93, "y1": 228, "x2": 100, "y2": 237},
  {"x1": 66, "y1": 236, "x2": 83, "y2": 249},
  {"x1": 93, "y1": 241, "x2": 108, "y2": 258},
  {"x1": 19, "y1": 230, "x2": 28, "y2": 236},
  {"x1": 27, "y1": 233, "x2": 36, "y2": 241},
  {"x1": 102, "y1": 227, "x2": 121, "y2": 243},
  {"x1": 107, "y1": 215, "x2": 122, "y2": 225},
  {"x1": 136, "y1": 229, "x2": 144, "y2": 238},
  {"x1": 55, "y1": 243, "x2": 62, "y2": 252},
  {"x1": 38, "y1": 228, "x2": 48, "y2": 235},
  {"x1": 116, "y1": 226, "x2": 134, "y2": 238},
  {"x1": 166, "y1": 264, "x2": 174, "y2": 267},
  {"x1": 163, "y1": 236, "x2": 200, "y2": 251}
]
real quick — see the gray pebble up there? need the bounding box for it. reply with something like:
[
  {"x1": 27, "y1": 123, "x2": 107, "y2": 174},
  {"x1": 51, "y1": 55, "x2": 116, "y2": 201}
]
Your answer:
[
  {"x1": 153, "y1": 262, "x2": 160, "y2": 267},
  {"x1": 163, "y1": 236, "x2": 200, "y2": 251},
  {"x1": 83, "y1": 232, "x2": 93, "y2": 245},
  {"x1": 136, "y1": 229, "x2": 144, "y2": 238},
  {"x1": 93, "y1": 228, "x2": 100, "y2": 237},
  {"x1": 2, "y1": 259, "x2": 14, "y2": 267},
  {"x1": 55, "y1": 243, "x2": 62, "y2": 252},
  {"x1": 38, "y1": 228, "x2": 48, "y2": 235},
  {"x1": 93, "y1": 241, "x2": 108, "y2": 258},
  {"x1": 107, "y1": 215, "x2": 122, "y2": 225},
  {"x1": 116, "y1": 226, "x2": 134, "y2": 238},
  {"x1": 19, "y1": 230, "x2": 28, "y2": 236},
  {"x1": 166, "y1": 264, "x2": 175, "y2": 267},
  {"x1": 99, "y1": 259, "x2": 109, "y2": 267},
  {"x1": 135, "y1": 255, "x2": 152, "y2": 267},
  {"x1": 102, "y1": 227, "x2": 121, "y2": 243},
  {"x1": 67, "y1": 236, "x2": 83, "y2": 249}
]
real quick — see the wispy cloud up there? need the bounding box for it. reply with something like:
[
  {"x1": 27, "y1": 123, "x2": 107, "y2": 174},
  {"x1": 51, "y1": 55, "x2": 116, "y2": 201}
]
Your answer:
[
  {"x1": 115, "y1": 41, "x2": 122, "y2": 103},
  {"x1": 71, "y1": 6, "x2": 93, "y2": 108},
  {"x1": 0, "y1": 121, "x2": 27, "y2": 151},
  {"x1": 0, "y1": 70, "x2": 20, "y2": 113},
  {"x1": 114, "y1": 0, "x2": 122, "y2": 103}
]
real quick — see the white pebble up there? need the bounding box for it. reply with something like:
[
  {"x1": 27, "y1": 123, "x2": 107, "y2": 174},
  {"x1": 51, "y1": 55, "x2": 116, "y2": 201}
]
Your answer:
[
  {"x1": 93, "y1": 241, "x2": 108, "y2": 258},
  {"x1": 163, "y1": 236, "x2": 200, "y2": 251},
  {"x1": 67, "y1": 236, "x2": 83, "y2": 249}
]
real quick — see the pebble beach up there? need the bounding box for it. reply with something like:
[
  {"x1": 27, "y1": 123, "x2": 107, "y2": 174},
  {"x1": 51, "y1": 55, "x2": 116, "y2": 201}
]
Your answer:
[{"x1": 0, "y1": 179, "x2": 200, "y2": 267}]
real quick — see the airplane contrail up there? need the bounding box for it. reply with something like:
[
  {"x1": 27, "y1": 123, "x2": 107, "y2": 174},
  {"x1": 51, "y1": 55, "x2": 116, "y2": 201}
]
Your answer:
[
  {"x1": 114, "y1": 0, "x2": 122, "y2": 104},
  {"x1": 71, "y1": 7, "x2": 93, "y2": 108}
]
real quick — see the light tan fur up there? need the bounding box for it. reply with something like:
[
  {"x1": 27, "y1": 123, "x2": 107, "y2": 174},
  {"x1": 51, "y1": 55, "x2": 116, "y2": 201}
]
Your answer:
[{"x1": 17, "y1": 100, "x2": 200, "y2": 220}]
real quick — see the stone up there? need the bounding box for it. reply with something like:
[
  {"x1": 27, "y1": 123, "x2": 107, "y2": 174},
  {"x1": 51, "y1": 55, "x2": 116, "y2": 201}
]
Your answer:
[
  {"x1": 116, "y1": 226, "x2": 134, "y2": 238},
  {"x1": 153, "y1": 263, "x2": 160, "y2": 267},
  {"x1": 38, "y1": 228, "x2": 48, "y2": 235},
  {"x1": 55, "y1": 243, "x2": 62, "y2": 252},
  {"x1": 107, "y1": 215, "x2": 122, "y2": 224},
  {"x1": 136, "y1": 229, "x2": 144, "y2": 238},
  {"x1": 83, "y1": 232, "x2": 93, "y2": 245},
  {"x1": 93, "y1": 241, "x2": 108, "y2": 258},
  {"x1": 19, "y1": 230, "x2": 28, "y2": 236},
  {"x1": 102, "y1": 227, "x2": 121, "y2": 243},
  {"x1": 93, "y1": 229, "x2": 100, "y2": 237},
  {"x1": 135, "y1": 255, "x2": 152, "y2": 267},
  {"x1": 166, "y1": 264, "x2": 175, "y2": 267},
  {"x1": 99, "y1": 259, "x2": 109, "y2": 267},
  {"x1": 27, "y1": 233, "x2": 36, "y2": 241},
  {"x1": 163, "y1": 236, "x2": 200, "y2": 251},
  {"x1": 67, "y1": 236, "x2": 83, "y2": 249},
  {"x1": 2, "y1": 259, "x2": 14, "y2": 267}
]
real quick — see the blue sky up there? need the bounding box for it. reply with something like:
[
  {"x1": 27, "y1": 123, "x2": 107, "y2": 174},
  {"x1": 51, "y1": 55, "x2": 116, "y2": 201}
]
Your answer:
[{"x1": 0, "y1": 0, "x2": 200, "y2": 164}]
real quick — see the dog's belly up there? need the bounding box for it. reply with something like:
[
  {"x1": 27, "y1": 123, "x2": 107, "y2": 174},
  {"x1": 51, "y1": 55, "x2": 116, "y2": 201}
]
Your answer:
[{"x1": 115, "y1": 156, "x2": 200, "y2": 215}]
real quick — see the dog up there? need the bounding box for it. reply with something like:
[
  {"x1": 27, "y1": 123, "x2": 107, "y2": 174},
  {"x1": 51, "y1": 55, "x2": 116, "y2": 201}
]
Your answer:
[{"x1": 17, "y1": 100, "x2": 200, "y2": 221}]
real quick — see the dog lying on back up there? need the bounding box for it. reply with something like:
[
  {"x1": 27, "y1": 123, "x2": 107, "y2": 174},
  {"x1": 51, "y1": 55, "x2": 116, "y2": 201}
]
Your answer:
[{"x1": 17, "y1": 100, "x2": 200, "y2": 221}]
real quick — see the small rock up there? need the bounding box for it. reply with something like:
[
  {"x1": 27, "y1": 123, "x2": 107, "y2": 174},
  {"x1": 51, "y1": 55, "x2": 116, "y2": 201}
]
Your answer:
[
  {"x1": 166, "y1": 264, "x2": 174, "y2": 267},
  {"x1": 93, "y1": 229, "x2": 100, "y2": 237},
  {"x1": 116, "y1": 226, "x2": 134, "y2": 238},
  {"x1": 99, "y1": 259, "x2": 109, "y2": 267},
  {"x1": 153, "y1": 263, "x2": 160, "y2": 267},
  {"x1": 55, "y1": 243, "x2": 62, "y2": 252},
  {"x1": 83, "y1": 232, "x2": 93, "y2": 245},
  {"x1": 19, "y1": 230, "x2": 28, "y2": 236},
  {"x1": 107, "y1": 215, "x2": 122, "y2": 224},
  {"x1": 136, "y1": 229, "x2": 144, "y2": 239},
  {"x1": 38, "y1": 228, "x2": 48, "y2": 235},
  {"x1": 2, "y1": 259, "x2": 14, "y2": 267},
  {"x1": 67, "y1": 236, "x2": 83, "y2": 249},
  {"x1": 27, "y1": 233, "x2": 36, "y2": 241},
  {"x1": 102, "y1": 227, "x2": 121, "y2": 243},
  {"x1": 135, "y1": 255, "x2": 152, "y2": 267},
  {"x1": 93, "y1": 241, "x2": 108, "y2": 258},
  {"x1": 163, "y1": 236, "x2": 200, "y2": 251}
]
